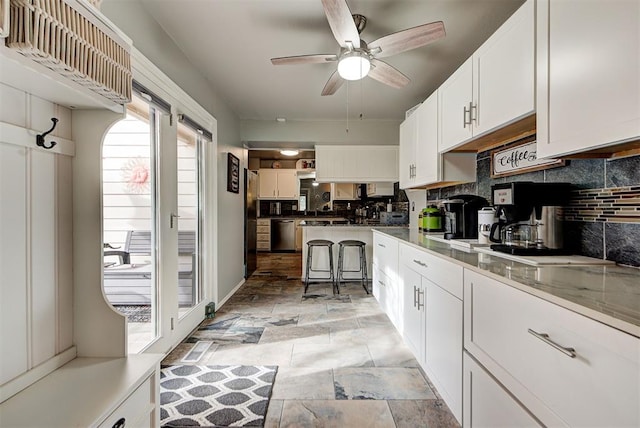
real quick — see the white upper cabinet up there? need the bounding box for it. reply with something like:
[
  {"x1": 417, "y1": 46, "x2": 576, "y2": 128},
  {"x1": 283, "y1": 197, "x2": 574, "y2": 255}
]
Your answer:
[
  {"x1": 258, "y1": 169, "x2": 298, "y2": 199},
  {"x1": 399, "y1": 110, "x2": 417, "y2": 189},
  {"x1": 439, "y1": 0, "x2": 534, "y2": 152},
  {"x1": 400, "y1": 91, "x2": 476, "y2": 190},
  {"x1": 315, "y1": 145, "x2": 398, "y2": 183},
  {"x1": 331, "y1": 183, "x2": 356, "y2": 200},
  {"x1": 536, "y1": 0, "x2": 640, "y2": 158}
]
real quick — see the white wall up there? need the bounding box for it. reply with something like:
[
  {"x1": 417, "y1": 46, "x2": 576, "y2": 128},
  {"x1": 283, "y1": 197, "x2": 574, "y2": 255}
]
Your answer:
[{"x1": 0, "y1": 84, "x2": 75, "y2": 393}]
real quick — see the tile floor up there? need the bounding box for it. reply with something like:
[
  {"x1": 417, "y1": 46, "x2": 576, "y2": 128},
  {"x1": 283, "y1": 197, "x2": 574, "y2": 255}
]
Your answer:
[{"x1": 163, "y1": 253, "x2": 460, "y2": 428}]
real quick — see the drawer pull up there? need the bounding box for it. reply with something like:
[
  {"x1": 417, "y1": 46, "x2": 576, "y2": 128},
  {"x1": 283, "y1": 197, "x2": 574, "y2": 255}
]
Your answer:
[
  {"x1": 413, "y1": 259, "x2": 428, "y2": 268},
  {"x1": 378, "y1": 280, "x2": 385, "y2": 286},
  {"x1": 528, "y1": 329, "x2": 576, "y2": 358},
  {"x1": 377, "y1": 243, "x2": 386, "y2": 248},
  {"x1": 112, "y1": 417, "x2": 126, "y2": 428}
]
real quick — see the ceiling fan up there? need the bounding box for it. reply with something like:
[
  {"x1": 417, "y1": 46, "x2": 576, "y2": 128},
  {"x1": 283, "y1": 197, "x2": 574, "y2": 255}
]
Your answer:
[{"x1": 270, "y1": 0, "x2": 446, "y2": 96}]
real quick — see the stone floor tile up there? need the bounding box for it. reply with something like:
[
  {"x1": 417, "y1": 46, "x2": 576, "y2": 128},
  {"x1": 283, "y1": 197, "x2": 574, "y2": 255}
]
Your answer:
[
  {"x1": 330, "y1": 325, "x2": 404, "y2": 346},
  {"x1": 290, "y1": 343, "x2": 374, "y2": 369},
  {"x1": 259, "y1": 325, "x2": 331, "y2": 345},
  {"x1": 356, "y1": 313, "x2": 394, "y2": 328},
  {"x1": 367, "y1": 342, "x2": 420, "y2": 368},
  {"x1": 388, "y1": 399, "x2": 460, "y2": 428},
  {"x1": 333, "y1": 367, "x2": 435, "y2": 400},
  {"x1": 271, "y1": 367, "x2": 335, "y2": 400},
  {"x1": 296, "y1": 312, "x2": 360, "y2": 330},
  {"x1": 205, "y1": 342, "x2": 294, "y2": 366},
  {"x1": 272, "y1": 303, "x2": 327, "y2": 314},
  {"x1": 232, "y1": 313, "x2": 299, "y2": 328},
  {"x1": 265, "y1": 399, "x2": 283, "y2": 428},
  {"x1": 279, "y1": 400, "x2": 396, "y2": 428}
]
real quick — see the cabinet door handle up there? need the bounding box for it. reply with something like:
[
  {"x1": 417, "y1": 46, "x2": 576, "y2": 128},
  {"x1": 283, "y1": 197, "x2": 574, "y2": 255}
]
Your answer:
[
  {"x1": 417, "y1": 289, "x2": 425, "y2": 310},
  {"x1": 470, "y1": 102, "x2": 478, "y2": 124},
  {"x1": 463, "y1": 105, "x2": 470, "y2": 128},
  {"x1": 527, "y1": 329, "x2": 576, "y2": 358},
  {"x1": 413, "y1": 259, "x2": 428, "y2": 268},
  {"x1": 413, "y1": 285, "x2": 418, "y2": 307},
  {"x1": 112, "y1": 417, "x2": 126, "y2": 428}
]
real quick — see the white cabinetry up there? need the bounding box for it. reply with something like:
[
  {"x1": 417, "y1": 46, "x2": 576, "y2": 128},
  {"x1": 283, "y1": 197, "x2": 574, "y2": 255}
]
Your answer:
[
  {"x1": 536, "y1": 0, "x2": 640, "y2": 158},
  {"x1": 315, "y1": 145, "x2": 398, "y2": 183},
  {"x1": 463, "y1": 352, "x2": 540, "y2": 428},
  {"x1": 0, "y1": 355, "x2": 162, "y2": 427},
  {"x1": 398, "y1": 242, "x2": 463, "y2": 422},
  {"x1": 439, "y1": 0, "x2": 534, "y2": 152},
  {"x1": 372, "y1": 232, "x2": 400, "y2": 329},
  {"x1": 258, "y1": 169, "x2": 298, "y2": 199},
  {"x1": 464, "y1": 268, "x2": 640, "y2": 427},
  {"x1": 331, "y1": 183, "x2": 356, "y2": 200},
  {"x1": 399, "y1": 91, "x2": 475, "y2": 189},
  {"x1": 399, "y1": 262, "x2": 425, "y2": 362},
  {"x1": 366, "y1": 182, "x2": 394, "y2": 197}
]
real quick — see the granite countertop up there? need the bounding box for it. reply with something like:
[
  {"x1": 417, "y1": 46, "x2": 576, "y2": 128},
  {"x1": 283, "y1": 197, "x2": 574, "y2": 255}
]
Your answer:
[{"x1": 375, "y1": 228, "x2": 640, "y2": 338}]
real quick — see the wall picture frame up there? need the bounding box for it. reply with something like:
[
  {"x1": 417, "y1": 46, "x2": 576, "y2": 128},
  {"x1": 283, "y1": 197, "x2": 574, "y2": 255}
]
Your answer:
[{"x1": 227, "y1": 152, "x2": 240, "y2": 193}]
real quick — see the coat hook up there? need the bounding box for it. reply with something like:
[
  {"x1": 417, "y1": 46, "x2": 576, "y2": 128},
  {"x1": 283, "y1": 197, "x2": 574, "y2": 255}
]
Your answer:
[{"x1": 36, "y1": 118, "x2": 59, "y2": 150}]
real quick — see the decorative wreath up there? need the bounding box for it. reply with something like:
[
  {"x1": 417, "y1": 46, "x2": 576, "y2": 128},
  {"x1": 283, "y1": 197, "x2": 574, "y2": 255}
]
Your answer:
[{"x1": 121, "y1": 158, "x2": 150, "y2": 194}]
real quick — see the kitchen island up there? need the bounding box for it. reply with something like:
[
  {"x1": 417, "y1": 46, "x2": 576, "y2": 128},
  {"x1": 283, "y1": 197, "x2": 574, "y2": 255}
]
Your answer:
[{"x1": 300, "y1": 221, "x2": 407, "y2": 284}]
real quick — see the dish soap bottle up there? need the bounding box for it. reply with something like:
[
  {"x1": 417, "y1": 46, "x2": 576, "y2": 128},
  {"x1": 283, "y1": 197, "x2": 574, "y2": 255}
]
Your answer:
[{"x1": 386, "y1": 199, "x2": 393, "y2": 212}]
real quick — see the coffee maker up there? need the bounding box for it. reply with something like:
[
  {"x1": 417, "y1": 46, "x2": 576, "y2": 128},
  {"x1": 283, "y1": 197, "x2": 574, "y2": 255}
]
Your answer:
[
  {"x1": 489, "y1": 182, "x2": 571, "y2": 255},
  {"x1": 442, "y1": 195, "x2": 489, "y2": 240}
]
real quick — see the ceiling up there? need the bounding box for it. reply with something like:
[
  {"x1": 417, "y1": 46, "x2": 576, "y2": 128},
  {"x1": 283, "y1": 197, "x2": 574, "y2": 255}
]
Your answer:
[{"x1": 139, "y1": 0, "x2": 525, "y2": 122}]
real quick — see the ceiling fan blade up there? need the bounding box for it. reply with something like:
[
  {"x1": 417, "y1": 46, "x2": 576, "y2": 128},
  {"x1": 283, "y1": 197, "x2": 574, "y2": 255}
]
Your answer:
[
  {"x1": 321, "y1": 70, "x2": 345, "y2": 96},
  {"x1": 369, "y1": 21, "x2": 445, "y2": 58},
  {"x1": 321, "y1": 0, "x2": 361, "y2": 49},
  {"x1": 271, "y1": 54, "x2": 338, "y2": 65},
  {"x1": 369, "y1": 59, "x2": 410, "y2": 89}
]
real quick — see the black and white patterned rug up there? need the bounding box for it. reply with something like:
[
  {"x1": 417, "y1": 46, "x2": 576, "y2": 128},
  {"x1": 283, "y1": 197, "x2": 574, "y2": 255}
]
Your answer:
[{"x1": 160, "y1": 365, "x2": 278, "y2": 427}]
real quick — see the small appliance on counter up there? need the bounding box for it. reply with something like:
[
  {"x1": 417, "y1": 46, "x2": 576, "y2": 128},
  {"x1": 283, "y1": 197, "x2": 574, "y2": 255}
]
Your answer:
[
  {"x1": 442, "y1": 195, "x2": 489, "y2": 239},
  {"x1": 380, "y1": 211, "x2": 408, "y2": 225},
  {"x1": 269, "y1": 202, "x2": 281, "y2": 215},
  {"x1": 489, "y1": 182, "x2": 571, "y2": 255},
  {"x1": 421, "y1": 205, "x2": 443, "y2": 232},
  {"x1": 477, "y1": 206, "x2": 498, "y2": 244}
]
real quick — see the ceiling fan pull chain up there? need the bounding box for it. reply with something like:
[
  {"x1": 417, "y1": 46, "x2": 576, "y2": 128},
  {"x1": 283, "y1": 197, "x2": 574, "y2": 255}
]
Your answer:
[{"x1": 346, "y1": 80, "x2": 350, "y2": 133}]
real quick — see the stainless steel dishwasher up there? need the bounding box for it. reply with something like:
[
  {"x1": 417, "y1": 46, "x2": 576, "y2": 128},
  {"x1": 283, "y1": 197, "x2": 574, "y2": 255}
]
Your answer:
[{"x1": 271, "y1": 219, "x2": 296, "y2": 252}]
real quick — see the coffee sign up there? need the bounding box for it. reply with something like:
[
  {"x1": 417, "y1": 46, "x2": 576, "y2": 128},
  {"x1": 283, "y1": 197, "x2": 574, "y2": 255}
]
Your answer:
[{"x1": 491, "y1": 140, "x2": 564, "y2": 178}]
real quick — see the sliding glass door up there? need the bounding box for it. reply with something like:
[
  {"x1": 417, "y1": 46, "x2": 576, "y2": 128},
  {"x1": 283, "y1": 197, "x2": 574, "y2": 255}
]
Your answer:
[{"x1": 102, "y1": 93, "x2": 161, "y2": 353}]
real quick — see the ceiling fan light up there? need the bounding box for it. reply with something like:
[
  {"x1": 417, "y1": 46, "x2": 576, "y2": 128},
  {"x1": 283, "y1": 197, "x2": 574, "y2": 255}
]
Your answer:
[
  {"x1": 280, "y1": 149, "x2": 299, "y2": 156},
  {"x1": 338, "y1": 53, "x2": 371, "y2": 80}
]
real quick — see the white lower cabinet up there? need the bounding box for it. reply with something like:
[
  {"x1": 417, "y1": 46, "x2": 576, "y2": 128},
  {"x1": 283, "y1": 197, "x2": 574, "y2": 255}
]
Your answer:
[
  {"x1": 398, "y1": 242, "x2": 463, "y2": 423},
  {"x1": 424, "y1": 278, "x2": 462, "y2": 420},
  {"x1": 399, "y1": 262, "x2": 425, "y2": 363},
  {"x1": 463, "y1": 352, "x2": 541, "y2": 428},
  {"x1": 464, "y1": 268, "x2": 640, "y2": 427},
  {"x1": 372, "y1": 265, "x2": 400, "y2": 329}
]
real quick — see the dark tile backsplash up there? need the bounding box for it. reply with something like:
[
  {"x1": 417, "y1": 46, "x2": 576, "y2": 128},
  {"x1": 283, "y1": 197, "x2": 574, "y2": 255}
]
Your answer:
[{"x1": 428, "y1": 151, "x2": 640, "y2": 267}]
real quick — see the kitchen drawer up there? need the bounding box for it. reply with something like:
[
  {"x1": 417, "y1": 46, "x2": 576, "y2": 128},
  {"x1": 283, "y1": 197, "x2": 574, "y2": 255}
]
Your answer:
[
  {"x1": 257, "y1": 241, "x2": 270, "y2": 251},
  {"x1": 257, "y1": 233, "x2": 270, "y2": 242},
  {"x1": 372, "y1": 232, "x2": 398, "y2": 279},
  {"x1": 257, "y1": 225, "x2": 270, "y2": 234},
  {"x1": 99, "y1": 375, "x2": 153, "y2": 428},
  {"x1": 464, "y1": 269, "x2": 640, "y2": 427},
  {"x1": 399, "y1": 242, "x2": 463, "y2": 299},
  {"x1": 257, "y1": 219, "x2": 270, "y2": 226}
]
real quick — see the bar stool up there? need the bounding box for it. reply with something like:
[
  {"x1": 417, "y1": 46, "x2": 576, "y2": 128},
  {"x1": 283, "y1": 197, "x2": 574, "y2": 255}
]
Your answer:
[
  {"x1": 336, "y1": 240, "x2": 369, "y2": 294},
  {"x1": 304, "y1": 239, "x2": 336, "y2": 294}
]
